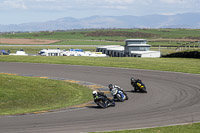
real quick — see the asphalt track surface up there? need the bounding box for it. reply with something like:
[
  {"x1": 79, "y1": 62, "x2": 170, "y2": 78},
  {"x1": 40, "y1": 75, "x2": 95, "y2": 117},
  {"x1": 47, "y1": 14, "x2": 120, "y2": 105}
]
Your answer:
[{"x1": 0, "y1": 62, "x2": 200, "y2": 133}]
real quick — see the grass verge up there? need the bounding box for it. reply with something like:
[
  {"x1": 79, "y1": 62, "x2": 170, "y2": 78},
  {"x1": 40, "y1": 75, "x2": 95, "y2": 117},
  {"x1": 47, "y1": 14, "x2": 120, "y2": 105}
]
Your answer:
[
  {"x1": 91, "y1": 123, "x2": 200, "y2": 133},
  {"x1": 0, "y1": 74, "x2": 92, "y2": 115},
  {"x1": 0, "y1": 56, "x2": 200, "y2": 74}
]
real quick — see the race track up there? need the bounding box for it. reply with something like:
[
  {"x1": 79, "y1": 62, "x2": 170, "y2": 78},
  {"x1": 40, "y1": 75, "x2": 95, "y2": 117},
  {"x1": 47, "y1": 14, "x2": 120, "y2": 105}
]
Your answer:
[{"x1": 0, "y1": 62, "x2": 200, "y2": 133}]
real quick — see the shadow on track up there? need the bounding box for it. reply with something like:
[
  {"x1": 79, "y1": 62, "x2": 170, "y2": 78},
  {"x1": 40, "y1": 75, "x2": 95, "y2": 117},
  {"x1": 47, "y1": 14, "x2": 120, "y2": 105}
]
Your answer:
[{"x1": 125, "y1": 90, "x2": 147, "y2": 94}]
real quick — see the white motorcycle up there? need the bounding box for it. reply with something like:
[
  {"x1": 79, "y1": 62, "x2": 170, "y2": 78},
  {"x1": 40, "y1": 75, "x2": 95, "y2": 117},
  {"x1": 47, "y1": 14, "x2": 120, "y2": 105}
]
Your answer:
[{"x1": 111, "y1": 88, "x2": 128, "y2": 102}]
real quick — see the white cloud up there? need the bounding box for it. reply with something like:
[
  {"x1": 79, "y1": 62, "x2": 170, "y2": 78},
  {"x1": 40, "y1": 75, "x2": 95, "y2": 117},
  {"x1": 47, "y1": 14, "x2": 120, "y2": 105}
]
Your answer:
[
  {"x1": 70, "y1": 0, "x2": 137, "y2": 10},
  {"x1": 0, "y1": 0, "x2": 200, "y2": 25},
  {"x1": 35, "y1": 0, "x2": 57, "y2": 1},
  {"x1": 160, "y1": 0, "x2": 187, "y2": 4},
  {"x1": 101, "y1": 5, "x2": 127, "y2": 9},
  {"x1": 159, "y1": 12, "x2": 177, "y2": 15},
  {"x1": 139, "y1": 0, "x2": 153, "y2": 5},
  {"x1": 3, "y1": 0, "x2": 27, "y2": 9},
  {"x1": 73, "y1": 0, "x2": 135, "y2": 6},
  {"x1": 159, "y1": 0, "x2": 200, "y2": 10},
  {"x1": 102, "y1": 0, "x2": 135, "y2": 4}
]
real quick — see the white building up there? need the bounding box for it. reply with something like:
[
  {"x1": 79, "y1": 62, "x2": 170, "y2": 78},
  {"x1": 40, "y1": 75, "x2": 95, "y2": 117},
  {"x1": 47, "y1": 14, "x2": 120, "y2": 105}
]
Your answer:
[
  {"x1": 38, "y1": 49, "x2": 63, "y2": 56},
  {"x1": 9, "y1": 50, "x2": 28, "y2": 56},
  {"x1": 96, "y1": 39, "x2": 161, "y2": 58}
]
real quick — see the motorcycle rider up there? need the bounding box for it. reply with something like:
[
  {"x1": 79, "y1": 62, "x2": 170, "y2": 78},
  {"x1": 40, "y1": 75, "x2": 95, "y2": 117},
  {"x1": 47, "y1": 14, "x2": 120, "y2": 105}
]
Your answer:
[
  {"x1": 130, "y1": 77, "x2": 144, "y2": 92},
  {"x1": 108, "y1": 84, "x2": 122, "y2": 92},
  {"x1": 108, "y1": 84, "x2": 128, "y2": 100},
  {"x1": 92, "y1": 90, "x2": 114, "y2": 106}
]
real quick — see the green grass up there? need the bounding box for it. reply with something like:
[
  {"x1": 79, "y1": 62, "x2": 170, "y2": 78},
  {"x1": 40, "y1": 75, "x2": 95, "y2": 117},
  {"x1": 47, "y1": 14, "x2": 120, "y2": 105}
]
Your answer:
[
  {"x1": 0, "y1": 56, "x2": 199, "y2": 74},
  {"x1": 1, "y1": 28, "x2": 200, "y2": 131},
  {"x1": 92, "y1": 123, "x2": 200, "y2": 133},
  {"x1": 1, "y1": 29, "x2": 200, "y2": 46},
  {"x1": 0, "y1": 74, "x2": 92, "y2": 115},
  {"x1": 1, "y1": 29, "x2": 200, "y2": 40},
  {"x1": 52, "y1": 40, "x2": 123, "y2": 45},
  {"x1": 0, "y1": 40, "x2": 123, "y2": 46}
]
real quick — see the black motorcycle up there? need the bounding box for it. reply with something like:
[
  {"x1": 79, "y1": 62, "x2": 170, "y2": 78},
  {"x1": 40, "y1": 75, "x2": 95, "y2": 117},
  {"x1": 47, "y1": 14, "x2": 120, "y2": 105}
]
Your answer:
[
  {"x1": 131, "y1": 78, "x2": 147, "y2": 93},
  {"x1": 94, "y1": 96, "x2": 115, "y2": 108},
  {"x1": 135, "y1": 81, "x2": 147, "y2": 93}
]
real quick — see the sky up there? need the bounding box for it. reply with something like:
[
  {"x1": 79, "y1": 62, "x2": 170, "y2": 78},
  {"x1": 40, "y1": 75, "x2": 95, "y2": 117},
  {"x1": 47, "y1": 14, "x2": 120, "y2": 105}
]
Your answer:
[{"x1": 0, "y1": 0, "x2": 200, "y2": 25}]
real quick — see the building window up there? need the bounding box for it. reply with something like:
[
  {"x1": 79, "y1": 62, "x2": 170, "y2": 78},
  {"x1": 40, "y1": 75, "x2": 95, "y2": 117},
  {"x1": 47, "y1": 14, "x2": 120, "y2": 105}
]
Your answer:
[
  {"x1": 128, "y1": 46, "x2": 150, "y2": 51},
  {"x1": 127, "y1": 41, "x2": 146, "y2": 45}
]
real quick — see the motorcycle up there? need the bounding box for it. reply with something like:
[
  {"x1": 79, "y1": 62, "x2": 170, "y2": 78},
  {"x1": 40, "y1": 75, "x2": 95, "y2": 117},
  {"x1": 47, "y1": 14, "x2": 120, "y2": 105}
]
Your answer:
[
  {"x1": 111, "y1": 88, "x2": 128, "y2": 102},
  {"x1": 134, "y1": 81, "x2": 147, "y2": 93},
  {"x1": 94, "y1": 96, "x2": 115, "y2": 108}
]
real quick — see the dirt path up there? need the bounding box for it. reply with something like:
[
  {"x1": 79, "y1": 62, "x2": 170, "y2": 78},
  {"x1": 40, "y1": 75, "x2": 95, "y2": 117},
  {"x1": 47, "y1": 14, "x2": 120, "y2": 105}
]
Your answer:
[{"x1": 0, "y1": 38, "x2": 60, "y2": 45}]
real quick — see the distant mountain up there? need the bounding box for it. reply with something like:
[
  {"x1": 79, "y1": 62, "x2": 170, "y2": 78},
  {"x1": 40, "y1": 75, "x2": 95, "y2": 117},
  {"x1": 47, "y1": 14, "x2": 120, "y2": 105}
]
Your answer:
[{"x1": 1, "y1": 12, "x2": 200, "y2": 32}]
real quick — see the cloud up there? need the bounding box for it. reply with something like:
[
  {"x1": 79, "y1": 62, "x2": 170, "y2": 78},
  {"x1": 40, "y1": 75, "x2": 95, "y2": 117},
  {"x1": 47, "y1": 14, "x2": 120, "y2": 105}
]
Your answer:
[
  {"x1": 159, "y1": 0, "x2": 200, "y2": 10},
  {"x1": 159, "y1": 12, "x2": 177, "y2": 15},
  {"x1": 35, "y1": 0, "x2": 57, "y2": 1},
  {"x1": 101, "y1": 5, "x2": 127, "y2": 9},
  {"x1": 3, "y1": 0, "x2": 27, "y2": 9},
  {"x1": 102, "y1": 0, "x2": 135, "y2": 4},
  {"x1": 73, "y1": 0, "x2": 136, "y2": 7},
  {"x1": 1, "y1": 0, "x2": 200, "y2": 16},
  {"x1": 69, "y1": 0, "x2": 137, "y2": 11},
  {"x1": 160, "y1": 0, "x2": 189, "y2": 4}
]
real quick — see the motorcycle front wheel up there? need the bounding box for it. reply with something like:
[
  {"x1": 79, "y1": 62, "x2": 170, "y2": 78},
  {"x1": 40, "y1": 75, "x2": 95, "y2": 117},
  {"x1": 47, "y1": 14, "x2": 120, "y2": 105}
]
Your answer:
[
  {"x1": 116, "y1": 94, "x2": 124, "y2": 102},
  {"x1": 97, "y1": 100, "x2": 108, "y2": 108},
  {"x1": 141, "y1": 87, "x2": 147, "y2": 93}
]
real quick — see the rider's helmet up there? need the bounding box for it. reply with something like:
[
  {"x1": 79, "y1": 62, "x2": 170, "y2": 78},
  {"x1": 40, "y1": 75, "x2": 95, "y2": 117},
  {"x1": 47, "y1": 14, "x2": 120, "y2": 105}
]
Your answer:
[
  {"x1": 108, "y1": 84, "x2": 113, "y2": 91},
  {"x1": 130, "y1": 77, "x2": 135, "y2": 83},
  {"x1": 92, "y1": 91, "x2": 97, "y2": 97}
]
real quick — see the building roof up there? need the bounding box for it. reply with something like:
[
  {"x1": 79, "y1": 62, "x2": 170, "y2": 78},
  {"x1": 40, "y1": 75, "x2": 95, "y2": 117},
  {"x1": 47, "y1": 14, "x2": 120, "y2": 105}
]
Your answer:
[
  {"x1": 96, "y1": 45, "x2": 121, "y2": 49},
  {"x1": 107, "y1": 46, "x2": 124, "y2": 51},
  {"x1": 41, "y1": 49, "x2": 62, "y2": 51},
  {"x1": 125, "y1": 39, "x2": 147, "y2": 41},
  {"x1": 127, "y1": 44, "x2": 151, "y2": 47},
  {"x1": 130, "y1": 51, "x2": 160, "y2": 54}
]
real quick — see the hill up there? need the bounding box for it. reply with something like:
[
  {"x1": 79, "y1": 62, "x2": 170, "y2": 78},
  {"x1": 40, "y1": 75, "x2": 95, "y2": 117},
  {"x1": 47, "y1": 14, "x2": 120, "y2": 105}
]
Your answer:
[{"x1": 1, "y1": 12, "x2": 200, "y2": 32}]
